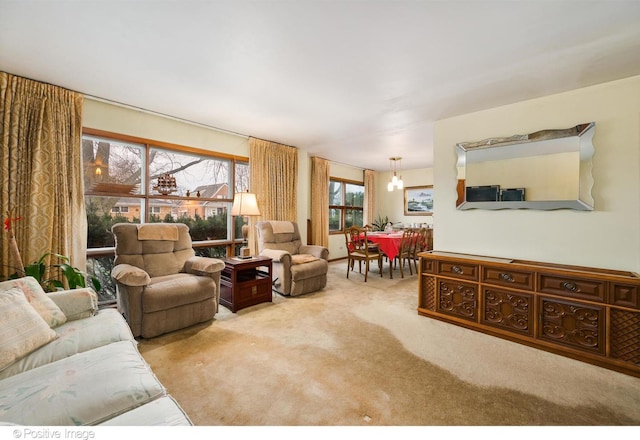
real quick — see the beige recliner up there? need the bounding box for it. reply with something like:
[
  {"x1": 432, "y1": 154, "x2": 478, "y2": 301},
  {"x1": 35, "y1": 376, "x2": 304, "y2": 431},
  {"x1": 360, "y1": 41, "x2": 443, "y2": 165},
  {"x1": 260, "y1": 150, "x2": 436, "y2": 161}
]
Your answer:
[
  {"x1": 255, "y1": 221, "x2": 329, "y2": 296},
  {"x1": 111, "y1": 223, "x2": 225, "y2": 338}
]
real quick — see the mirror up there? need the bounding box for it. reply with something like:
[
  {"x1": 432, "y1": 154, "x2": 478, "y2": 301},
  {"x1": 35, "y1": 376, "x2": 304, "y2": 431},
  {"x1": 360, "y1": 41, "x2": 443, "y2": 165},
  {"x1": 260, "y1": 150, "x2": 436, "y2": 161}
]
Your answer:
[{"x1": 456, "y1": 122, "x2": 595, "y2": 210}]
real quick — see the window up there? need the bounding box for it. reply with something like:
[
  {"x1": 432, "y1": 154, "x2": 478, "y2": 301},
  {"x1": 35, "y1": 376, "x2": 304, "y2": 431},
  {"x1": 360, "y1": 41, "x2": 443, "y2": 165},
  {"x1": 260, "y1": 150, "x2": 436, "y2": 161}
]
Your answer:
[
  {"x1": 82, "y1": 129, "x2": 249, "y2": 304},
  {"x1": 329, "y1": 178, "x2": 364, "y2": 232}
]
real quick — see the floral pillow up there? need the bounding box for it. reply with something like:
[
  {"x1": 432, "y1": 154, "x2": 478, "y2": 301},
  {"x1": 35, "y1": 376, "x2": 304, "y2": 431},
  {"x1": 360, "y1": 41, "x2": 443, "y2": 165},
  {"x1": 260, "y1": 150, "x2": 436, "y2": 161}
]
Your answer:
[
  {"x1": 0, "y1": 287, "x2": 58, "y2": 371},
  {"x1": 0, "y1": 277, "x2": 67, "y2": 328}
]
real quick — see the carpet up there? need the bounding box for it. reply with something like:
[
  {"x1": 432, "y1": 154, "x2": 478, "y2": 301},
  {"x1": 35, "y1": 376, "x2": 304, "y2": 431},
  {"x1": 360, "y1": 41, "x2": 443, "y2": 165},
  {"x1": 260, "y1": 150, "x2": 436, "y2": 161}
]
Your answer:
[{"x1": 138, "y1": 260, "x2": 640, "y2": 426}]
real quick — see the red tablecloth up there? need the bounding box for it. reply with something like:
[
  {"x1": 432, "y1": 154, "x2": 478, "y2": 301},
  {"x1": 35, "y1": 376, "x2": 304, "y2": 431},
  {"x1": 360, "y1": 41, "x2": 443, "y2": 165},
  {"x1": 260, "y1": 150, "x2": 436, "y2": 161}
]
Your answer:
[{"x1": 365, "y1": 233, "x2": 403, "y2": 261}]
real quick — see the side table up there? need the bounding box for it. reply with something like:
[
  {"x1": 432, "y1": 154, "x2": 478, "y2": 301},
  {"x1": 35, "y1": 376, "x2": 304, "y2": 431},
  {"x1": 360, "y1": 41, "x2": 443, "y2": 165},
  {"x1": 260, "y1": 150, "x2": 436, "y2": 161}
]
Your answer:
[{"x1": 219, "y1": 255, "x2": 273, "y2": 313}]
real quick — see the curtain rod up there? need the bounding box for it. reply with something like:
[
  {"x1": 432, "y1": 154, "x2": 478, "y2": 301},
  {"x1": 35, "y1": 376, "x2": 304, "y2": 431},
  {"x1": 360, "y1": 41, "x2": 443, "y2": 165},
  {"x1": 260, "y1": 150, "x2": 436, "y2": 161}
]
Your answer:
[
  {"x1": 85, "y1": 95, "x2": 249, "y2": 140},
  {"x1": 314, "y1": 155, "x2": 370, "y2": 172}
]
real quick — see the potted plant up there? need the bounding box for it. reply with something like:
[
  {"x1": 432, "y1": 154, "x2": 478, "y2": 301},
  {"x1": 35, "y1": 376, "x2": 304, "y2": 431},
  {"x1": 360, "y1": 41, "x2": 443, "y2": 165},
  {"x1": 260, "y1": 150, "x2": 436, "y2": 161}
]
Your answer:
[
  {"x1": 3, "y1": 211, "x2": 100, "y2": 292},
  {"x1": 17, "y1": 252, "x2": 101, "y2": 293},
  {"x1": 372, "y1": 215, "x2": 391, "y2": 232}
]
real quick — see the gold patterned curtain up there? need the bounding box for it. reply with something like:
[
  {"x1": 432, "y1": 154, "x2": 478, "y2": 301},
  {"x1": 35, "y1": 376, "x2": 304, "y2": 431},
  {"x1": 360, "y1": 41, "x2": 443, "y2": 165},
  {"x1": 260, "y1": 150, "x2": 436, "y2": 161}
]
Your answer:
[
  {"x1": 310, "y1": 157, "x2": 329, "y2": 247},
  {"x1": 249, "y1": 137, "x2": 298, "y2": 251},
  {"x1": 364, "y1": 169, "x2": 375, "y2": 227},
  {"x1": 0, "y1": 72, "x2": 86, "y2": 280}
]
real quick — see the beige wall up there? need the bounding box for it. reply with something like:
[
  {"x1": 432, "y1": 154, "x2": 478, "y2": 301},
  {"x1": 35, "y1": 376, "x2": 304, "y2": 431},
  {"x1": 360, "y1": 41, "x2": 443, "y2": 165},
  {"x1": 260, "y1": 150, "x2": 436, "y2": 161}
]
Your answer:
[
  {"x1": 376, "y1": 167, "x2": 435, "y2": 227},
  {"x1": 433, "y1": 75, "x2": 640, "y2": 272}
]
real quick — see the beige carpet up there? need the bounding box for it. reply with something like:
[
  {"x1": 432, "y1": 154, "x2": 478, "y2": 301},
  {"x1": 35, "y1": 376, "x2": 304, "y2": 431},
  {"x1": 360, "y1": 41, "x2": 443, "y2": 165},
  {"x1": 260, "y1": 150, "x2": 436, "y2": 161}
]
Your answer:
[{"x1": 138, "y1": 260, "x2": 640, "y2": 426}]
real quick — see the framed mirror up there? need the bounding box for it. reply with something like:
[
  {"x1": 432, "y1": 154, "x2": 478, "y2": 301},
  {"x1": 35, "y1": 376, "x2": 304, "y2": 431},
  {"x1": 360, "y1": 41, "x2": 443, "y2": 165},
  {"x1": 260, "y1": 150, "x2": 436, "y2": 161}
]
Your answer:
[{"x1": 456, "y1": 122, "x2": 595, "y2": 210}]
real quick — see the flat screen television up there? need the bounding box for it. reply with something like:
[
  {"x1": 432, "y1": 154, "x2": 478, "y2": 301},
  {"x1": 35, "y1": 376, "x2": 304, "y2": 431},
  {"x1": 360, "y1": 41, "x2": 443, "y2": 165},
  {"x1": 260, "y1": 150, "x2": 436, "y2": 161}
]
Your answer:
[
  {"x1": 465, "y1": 185, "x2": 500, "y2": 202},
  {"x1": 500, "y1": 188, "x2": 525, "y2": 201}
]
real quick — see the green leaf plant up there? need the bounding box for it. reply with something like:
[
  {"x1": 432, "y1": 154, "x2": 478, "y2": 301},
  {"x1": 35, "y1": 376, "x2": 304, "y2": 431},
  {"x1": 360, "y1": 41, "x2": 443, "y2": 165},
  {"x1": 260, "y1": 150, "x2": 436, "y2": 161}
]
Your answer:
[
  {"x1": 372, "y1": 215, "x2": 391, "y2": 232},
  {"x1": 12, "y1": 252, "x2": 101, "y2": 293}
]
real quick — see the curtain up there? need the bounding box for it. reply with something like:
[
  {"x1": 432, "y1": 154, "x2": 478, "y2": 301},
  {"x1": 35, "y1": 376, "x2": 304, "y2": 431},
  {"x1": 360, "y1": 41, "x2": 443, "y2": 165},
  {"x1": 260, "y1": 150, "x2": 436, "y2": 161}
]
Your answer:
[
  {"x1": 363, "y1": 169, "x2": 375, "y2": 227},
  {"x1": 310, "y1": 157, "x2": 329, "y2": 247},
  {"x1": 0, "y1": 72, "x2": 85, "y2": 280},
  {"x1": 249, "y1": 137, "x2": 298, "y2": 252}
]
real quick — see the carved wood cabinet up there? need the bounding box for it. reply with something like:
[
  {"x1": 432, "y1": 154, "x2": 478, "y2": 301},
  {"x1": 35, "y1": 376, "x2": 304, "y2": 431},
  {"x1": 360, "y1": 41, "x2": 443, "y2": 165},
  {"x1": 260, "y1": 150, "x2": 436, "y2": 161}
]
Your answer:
[{"x1": 418, "y1": 251, "x2": 640, "y2": 377}]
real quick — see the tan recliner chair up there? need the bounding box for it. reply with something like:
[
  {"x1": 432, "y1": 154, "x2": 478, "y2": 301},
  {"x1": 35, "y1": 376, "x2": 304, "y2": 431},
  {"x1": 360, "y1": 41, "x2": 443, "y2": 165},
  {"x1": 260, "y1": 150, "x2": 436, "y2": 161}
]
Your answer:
[
  {"x1": 111, "y1": 223, "x2": 225, "y2": 338},
  {"x1": 255, "y1": 221, "x2": 329, "y2": 296}
]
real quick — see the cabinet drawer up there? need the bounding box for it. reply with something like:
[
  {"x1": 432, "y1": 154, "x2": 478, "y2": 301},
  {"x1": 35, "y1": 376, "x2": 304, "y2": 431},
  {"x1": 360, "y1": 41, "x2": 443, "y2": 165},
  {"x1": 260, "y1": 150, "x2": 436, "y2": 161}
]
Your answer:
[
  {"x1": 436, "y1": 260, "x2": 478, "y2": 282},
  {"x1": 420, "y1": 258, "x2": 436, "y2": 274},
  {"x1": 236, "y1": 280, "x2": 271, "y2": 301},
  {"x1": 610, "y1": 283, "x2": 640, "y2": 309},
  {"x1": 482, "y1": 266, "x2": 534, "y2": 291},
  {"x1": 538, "y1": 273, "x2": 606, "y2": 303},
  {"x1": 437, "y1": 279, "x2": 478, "y2": 321}
]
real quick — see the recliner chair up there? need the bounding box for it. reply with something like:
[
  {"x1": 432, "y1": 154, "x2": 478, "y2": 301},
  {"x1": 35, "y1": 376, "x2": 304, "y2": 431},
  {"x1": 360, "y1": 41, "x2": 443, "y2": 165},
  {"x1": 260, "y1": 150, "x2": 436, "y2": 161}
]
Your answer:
[
  {"x1": 111, "y1": 223, "x2": 225, "y2": 338},
  {"x1": 255, "y1": 221, "x2": 329, "y2": 296}
]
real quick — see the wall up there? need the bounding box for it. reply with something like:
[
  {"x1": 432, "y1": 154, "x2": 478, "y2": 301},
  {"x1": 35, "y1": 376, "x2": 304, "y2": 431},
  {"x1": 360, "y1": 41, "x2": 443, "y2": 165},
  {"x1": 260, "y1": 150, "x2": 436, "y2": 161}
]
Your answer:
[
  {"x1": 433, "y1": 75, "x2": 640, "y2": 272},
  {"x1": 83, "y1": 98, "x2": 312, "y2": 240},
  {"x1": 376, "y1": 167, "x2": 435, "y2": 227}
]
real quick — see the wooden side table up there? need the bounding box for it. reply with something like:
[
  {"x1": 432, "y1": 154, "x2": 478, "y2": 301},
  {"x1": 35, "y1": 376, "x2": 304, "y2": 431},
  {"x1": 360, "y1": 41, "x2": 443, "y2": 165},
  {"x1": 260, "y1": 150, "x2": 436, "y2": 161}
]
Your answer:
[{"x1": 219, "y1": 256, "x2": 273, "y2": 313}]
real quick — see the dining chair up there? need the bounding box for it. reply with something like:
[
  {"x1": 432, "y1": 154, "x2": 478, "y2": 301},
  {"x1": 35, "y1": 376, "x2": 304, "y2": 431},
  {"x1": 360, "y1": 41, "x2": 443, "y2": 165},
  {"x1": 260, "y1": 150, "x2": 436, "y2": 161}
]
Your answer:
[
  {"x1": 394, "y1": 228, "x2": 419, "y2": 278},
  {"x1": 361, "y1": 224, "x2": 380, "y2": 253},
  {"x1": 413, "y1": 228, "x2": 432, "y2": 268},
  {"x1": 344, "y1": 226, "x2": 383, "y2": 282}
]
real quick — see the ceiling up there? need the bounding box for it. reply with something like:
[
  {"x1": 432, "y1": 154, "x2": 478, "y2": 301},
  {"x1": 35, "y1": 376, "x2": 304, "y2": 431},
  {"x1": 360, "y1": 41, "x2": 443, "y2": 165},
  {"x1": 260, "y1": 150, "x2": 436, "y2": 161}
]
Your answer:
[{"x1": 1, "y1": 1, "x2": 640, "y2": 172}]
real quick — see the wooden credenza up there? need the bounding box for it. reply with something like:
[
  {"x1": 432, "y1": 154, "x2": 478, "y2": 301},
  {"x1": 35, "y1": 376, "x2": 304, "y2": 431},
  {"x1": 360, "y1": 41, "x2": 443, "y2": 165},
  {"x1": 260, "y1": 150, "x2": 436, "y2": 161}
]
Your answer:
[{"x1": 417, "y1": 251, "x2": 640, "y2": 377}]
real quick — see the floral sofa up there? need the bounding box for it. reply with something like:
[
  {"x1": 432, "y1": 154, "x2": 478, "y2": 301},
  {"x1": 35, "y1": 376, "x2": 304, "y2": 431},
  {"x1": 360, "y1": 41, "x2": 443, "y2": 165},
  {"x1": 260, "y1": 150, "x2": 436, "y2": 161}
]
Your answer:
[{"x1": 0, "y1": 276, "x2": 191, "y2": 426}]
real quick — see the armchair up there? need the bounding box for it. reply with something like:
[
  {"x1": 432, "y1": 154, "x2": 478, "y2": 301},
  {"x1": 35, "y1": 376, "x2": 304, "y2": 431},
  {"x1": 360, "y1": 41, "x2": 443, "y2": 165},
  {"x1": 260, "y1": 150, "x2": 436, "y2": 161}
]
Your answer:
[
  {"x1": 255, "y1": 221, "x2": 329, "y2": 296},
  {"x1": 111, "y1": 223, "x2": 225, "y2": 338}
]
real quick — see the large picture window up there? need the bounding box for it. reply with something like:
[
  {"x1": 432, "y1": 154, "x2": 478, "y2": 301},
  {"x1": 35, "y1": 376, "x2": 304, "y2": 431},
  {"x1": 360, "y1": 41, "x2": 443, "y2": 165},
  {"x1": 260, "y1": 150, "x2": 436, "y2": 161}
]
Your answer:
[
  {"x1": 82, "y1": 129, "x2": 249, "y2": 304},
  {"x1": 329, "y1": 178, "x2": 364, "y2": 232}
]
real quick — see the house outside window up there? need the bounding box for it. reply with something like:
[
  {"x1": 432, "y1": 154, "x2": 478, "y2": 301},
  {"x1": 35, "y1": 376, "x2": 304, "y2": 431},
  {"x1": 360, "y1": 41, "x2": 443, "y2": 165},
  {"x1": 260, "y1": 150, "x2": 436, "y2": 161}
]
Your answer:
[{"x1": 329, "y1": 178, "x2": 364, "y2": 232}]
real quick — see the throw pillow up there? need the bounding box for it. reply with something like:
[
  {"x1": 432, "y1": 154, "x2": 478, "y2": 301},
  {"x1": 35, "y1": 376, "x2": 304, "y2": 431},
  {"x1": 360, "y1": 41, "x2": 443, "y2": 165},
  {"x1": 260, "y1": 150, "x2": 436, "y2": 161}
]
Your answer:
[
  {"x1": 0, "y1": 277, "x2": 67, "y2": 328},
  {"x1": 0, "y1": 287, "x2": 58, "y2": 371}
]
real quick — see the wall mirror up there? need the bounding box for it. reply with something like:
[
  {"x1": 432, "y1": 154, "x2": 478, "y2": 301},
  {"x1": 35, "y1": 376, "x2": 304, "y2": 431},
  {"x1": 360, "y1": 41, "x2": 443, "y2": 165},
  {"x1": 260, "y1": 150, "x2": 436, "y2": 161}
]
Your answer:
[{"x1": 456, "y1": 122, "x2": 595, "y2": 210}]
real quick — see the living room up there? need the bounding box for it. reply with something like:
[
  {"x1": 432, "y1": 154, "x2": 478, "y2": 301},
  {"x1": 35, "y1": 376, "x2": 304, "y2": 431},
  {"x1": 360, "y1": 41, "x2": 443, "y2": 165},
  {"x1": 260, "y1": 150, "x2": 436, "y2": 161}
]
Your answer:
[{"x1": 2, "y1": 0, "x2": 640, "y2": 435}]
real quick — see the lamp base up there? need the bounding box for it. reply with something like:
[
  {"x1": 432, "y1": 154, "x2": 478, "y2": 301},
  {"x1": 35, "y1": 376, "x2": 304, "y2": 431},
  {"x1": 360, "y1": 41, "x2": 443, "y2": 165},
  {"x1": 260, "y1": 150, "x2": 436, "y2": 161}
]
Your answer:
[{"x1": 238, "y1": 245, "x2": 252, "y2": 259}]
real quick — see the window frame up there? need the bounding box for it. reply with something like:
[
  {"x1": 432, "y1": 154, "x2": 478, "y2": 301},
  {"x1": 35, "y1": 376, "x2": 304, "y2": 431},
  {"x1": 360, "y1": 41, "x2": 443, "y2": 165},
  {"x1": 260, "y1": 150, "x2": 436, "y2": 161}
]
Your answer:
[
  {"x1": 329, "y1": 177, "x2": 365, "y2": 234},
  {"x1": 82, "y1": 128, "x2": 249, "y2": 256}
]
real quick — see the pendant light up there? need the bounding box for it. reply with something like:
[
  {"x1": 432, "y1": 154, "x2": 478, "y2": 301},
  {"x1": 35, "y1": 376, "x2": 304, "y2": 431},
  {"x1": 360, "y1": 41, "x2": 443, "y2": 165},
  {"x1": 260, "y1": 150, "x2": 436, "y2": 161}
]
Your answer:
[{"x1": 387, "y1": 157, "x2": 404, "y2": 191}]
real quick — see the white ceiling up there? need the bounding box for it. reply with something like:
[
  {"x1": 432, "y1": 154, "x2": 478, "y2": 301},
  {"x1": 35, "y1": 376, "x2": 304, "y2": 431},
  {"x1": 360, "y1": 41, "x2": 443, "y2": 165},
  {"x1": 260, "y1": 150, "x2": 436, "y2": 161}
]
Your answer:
[{"x1": 1, "y1": 1, "x2": 640, "y2": 171}]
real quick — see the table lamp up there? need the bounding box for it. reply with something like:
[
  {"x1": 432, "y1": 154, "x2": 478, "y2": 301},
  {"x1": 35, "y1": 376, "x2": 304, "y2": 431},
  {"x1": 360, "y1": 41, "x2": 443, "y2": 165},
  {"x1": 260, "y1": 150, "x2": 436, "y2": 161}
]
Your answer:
[{"x1": 231, "y1": 190, "x2": 261, "y2": 258}]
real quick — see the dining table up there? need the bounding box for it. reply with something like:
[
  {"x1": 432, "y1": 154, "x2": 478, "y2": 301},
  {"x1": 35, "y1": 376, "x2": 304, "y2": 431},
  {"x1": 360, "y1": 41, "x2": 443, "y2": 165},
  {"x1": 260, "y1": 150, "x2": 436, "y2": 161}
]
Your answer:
[{"x1": 364, "y1": 231, "x2": 404, "y2": 278}]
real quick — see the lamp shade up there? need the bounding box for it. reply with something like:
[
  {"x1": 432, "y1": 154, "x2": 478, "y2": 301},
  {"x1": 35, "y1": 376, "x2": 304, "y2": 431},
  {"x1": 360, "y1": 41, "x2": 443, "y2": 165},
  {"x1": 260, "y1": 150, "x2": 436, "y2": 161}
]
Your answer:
[{"x1": 231, "y1": 191, "x2": 261, "y2": 216}]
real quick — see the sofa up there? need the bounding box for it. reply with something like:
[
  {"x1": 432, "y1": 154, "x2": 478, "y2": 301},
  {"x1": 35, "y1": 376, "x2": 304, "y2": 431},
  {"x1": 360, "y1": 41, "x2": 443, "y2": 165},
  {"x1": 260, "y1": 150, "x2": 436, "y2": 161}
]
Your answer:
[{"x1": 0, "y1": 276, "x2": 191, "y2": 426}]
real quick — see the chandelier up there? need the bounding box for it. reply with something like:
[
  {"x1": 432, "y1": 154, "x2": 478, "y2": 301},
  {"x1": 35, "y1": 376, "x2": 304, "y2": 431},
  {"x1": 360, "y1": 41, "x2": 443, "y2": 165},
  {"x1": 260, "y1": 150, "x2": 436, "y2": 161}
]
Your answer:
[
  {"x1": 387, "y1": 157, "x2": 404, "y2": 191},
  {"x1": 153, "y1": 173, "x2": 178, "y2": 195}
]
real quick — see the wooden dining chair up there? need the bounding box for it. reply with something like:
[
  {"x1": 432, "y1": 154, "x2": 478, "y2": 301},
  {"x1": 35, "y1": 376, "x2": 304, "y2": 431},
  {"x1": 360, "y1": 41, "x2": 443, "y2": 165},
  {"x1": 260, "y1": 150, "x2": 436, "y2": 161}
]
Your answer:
[
  {"x1": 344, "y1": 226, "x2": 383, "y2": 282},
  {"x1": 394, "y1": 228, "x2": 418, "y2": 278},
  {"x1": 412, "y1": 228, "x2": 431, "y2": 268},
  {"x1": 361, "y1": 224, "x2": 380, "y2": 253}
]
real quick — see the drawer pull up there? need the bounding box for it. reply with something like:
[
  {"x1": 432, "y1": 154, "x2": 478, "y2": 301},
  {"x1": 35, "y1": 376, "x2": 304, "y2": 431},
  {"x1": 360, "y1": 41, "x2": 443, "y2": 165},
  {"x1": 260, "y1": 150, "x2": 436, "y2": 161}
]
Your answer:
[
  {"x1": 561, "y1": 281, "x2": 578, "y2": 292},
  {"x1": 499, "y1": 272, "x2": 514, "y2": 282},
  {"x1": 451, "y1": 265, "x2": 463, "y2": 275}
]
